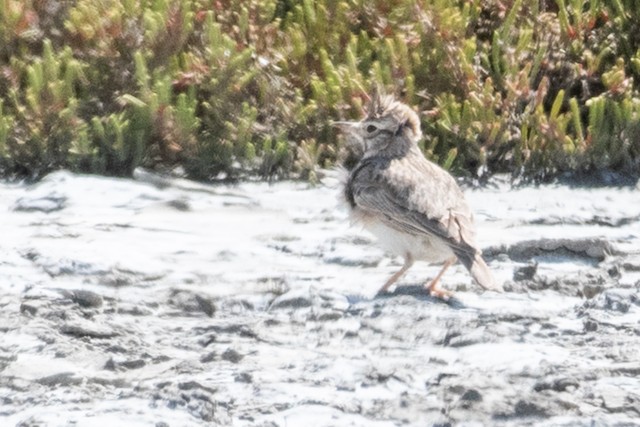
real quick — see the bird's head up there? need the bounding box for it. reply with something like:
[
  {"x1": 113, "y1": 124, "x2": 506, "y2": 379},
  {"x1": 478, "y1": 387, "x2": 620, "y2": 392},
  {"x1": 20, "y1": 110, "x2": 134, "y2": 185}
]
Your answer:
[{"x1": 333, "y1": 92, "x2": 422, "y2": 160}]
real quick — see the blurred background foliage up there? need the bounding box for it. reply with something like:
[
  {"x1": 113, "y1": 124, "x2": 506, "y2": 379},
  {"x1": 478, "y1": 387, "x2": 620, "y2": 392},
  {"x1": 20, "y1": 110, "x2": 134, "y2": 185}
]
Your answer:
[{"x1": 0, "y1": 0, "x2": 639, "y2": 182}]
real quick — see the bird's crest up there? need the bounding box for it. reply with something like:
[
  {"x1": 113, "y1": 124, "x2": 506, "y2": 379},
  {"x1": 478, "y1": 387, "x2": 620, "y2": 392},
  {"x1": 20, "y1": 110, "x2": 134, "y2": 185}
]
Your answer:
[{"x1": 366, "y1": 90, "x2": 422, "y2": 140}]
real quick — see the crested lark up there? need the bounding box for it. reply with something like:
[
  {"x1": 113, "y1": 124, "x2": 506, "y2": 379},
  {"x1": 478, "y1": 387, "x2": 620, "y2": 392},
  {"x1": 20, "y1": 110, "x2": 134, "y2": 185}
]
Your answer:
[{"x1": 336, "y1": 93, "x2": 502, "y2": 298}]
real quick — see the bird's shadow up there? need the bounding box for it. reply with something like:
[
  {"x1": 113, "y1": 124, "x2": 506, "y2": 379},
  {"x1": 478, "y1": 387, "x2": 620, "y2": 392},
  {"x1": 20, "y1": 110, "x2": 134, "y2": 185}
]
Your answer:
[{"x1": 346, "y1": 285, "x2": 466, "y2": 309}]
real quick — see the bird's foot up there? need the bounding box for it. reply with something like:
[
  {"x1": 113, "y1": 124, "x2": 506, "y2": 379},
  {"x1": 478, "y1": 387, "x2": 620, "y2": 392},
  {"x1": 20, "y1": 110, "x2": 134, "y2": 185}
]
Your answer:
[{"x1": 425, "y1": 281, "x2": 453, "y2": 301}]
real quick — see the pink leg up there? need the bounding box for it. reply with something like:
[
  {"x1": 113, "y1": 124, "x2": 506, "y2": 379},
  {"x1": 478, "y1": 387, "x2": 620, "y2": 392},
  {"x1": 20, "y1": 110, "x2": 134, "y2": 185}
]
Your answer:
[
  {"x1": 425, "y1": 257, "x2": 456, "y2": 300},
  {"x1": 377, "y1": 255, "x2": 413, "y2": 294}
]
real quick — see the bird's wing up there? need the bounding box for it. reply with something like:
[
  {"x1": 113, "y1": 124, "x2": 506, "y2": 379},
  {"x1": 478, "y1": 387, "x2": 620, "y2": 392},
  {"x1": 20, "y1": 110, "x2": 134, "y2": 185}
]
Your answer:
[{"x1": 351, "y1": 158, "x2": 478, "y2": 256}]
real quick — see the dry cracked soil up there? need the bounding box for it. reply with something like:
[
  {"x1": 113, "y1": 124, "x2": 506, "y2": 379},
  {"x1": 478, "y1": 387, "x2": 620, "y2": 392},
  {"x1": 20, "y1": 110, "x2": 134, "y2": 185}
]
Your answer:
[{"x1": 1, "y1": 170, "x2": 639, "y2": 426}]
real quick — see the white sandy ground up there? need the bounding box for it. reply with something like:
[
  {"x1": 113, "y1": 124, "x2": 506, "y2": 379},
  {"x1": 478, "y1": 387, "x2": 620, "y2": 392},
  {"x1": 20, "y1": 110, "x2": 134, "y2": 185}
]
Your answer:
[{"x1": 1, "y1": 170, "x2": 639, "y2": 426}]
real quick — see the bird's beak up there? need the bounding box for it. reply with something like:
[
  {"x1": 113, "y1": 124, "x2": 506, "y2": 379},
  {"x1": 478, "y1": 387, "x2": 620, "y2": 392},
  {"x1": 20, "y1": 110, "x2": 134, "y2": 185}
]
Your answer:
[{"x1": 331, "y1": 121, "x2": 361, "y2": 135}]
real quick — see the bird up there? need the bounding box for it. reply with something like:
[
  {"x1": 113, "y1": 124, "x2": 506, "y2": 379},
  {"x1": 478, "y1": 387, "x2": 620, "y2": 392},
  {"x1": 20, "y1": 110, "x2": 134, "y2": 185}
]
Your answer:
[{"x1": 334, "y1": 92, "x2": 502, "y2": 298}]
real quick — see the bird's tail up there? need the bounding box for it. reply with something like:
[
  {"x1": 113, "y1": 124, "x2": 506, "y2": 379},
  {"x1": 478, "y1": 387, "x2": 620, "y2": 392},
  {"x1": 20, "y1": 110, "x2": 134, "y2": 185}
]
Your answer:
[{"x1": 456, "y1": 250, "x2": 503, "y2": 292}]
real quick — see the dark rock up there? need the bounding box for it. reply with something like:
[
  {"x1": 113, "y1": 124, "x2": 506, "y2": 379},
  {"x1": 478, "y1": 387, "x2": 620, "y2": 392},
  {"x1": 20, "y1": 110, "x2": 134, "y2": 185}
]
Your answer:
[
  {"x1": 177, "y1": 381, "x2": 217, "y2": 394},
  {"x1": 622, "y1": 256, "x2": 640, "y2": 271},
  {"x1": 534, "y1": 377, "x2": 579, "y2": 392},
  {"x1": 67, "y1": 289, "x2": 103, "y2": 308},
  {"x1": 221, "y1": 348, "x2": 244, "y2": 363},
  {"x1": 116, "y1": 304, "x2": 154, "y2": 316},
  {"x1": 101, "y1": 272, "x2": 136, "y2": 287},
  {"x1": 222, "y1": 298, "x2": 255, "y2": 312},
  {"x1": 460, "y1": 389, "x2": 483, "y2": 402},
  {"x1": 20, "y1": 249, "x2": 40, "y2": 262},
  {"x1": 60, "y1": 323, "x2": 117, "y2": 339},
  {"x1": 584, "y1": 319, "x2": 599, "y2": 332},
  {"x1": 198, "y1": 334, "x2": 217, "y2": 347},
  {"x1": 168, "y1": 290, "x2": 216, "y2": 316},
  {"x1": 315, "y1": 310, "x2": 343, "y2": 321},
  {"x1": 106, "y1": 345, "x2": 128, "y2": 353},
  {"x1": 234, "y1": 372, "x2": 253, "y2": 383},
  {"x1": 364, "y1": 367, "x2": 396, "y2": 385},
  {"x1": 609, "y1": 363, "x2": 640, "y2": 376},
  {"x1": 513, "y1": 263, "x2": 538, "y2": 281},
  {"x1": 104, "y1": 358, "x2": 146, "y2": 371},
  {"x1": 582, "y1": 283, "x2": 606, "y2": 299},
  {"x1": 200, "y1": 352, "x2": 217, "y2": 363},
  {"x1": 20, "y1": 303, "x2": 38, "y2": 316},
  {"x1": 445, "y1": 330, "x2": 487, "y2": 347},
  {"x1": 197, "y1": 324, "x2": 258, "y2": 339},
  {"x1": 606, "y1": 264, "x2": 622, "y2": 279},
  {"x1": 514, "y1": 399, "x2": 548, "y2": 417},
  {"x1": 120, "y1": 359, "x2": 146, "y2": 370},
  {"x1": 269, "y1": 288, "x2": 313, "y2": 310},
  {"x1": 195, "y1": 295, "x2": 216, "y2": 317},
  {"x1": 37, "y1": 372, "x2": 81, "y2": 387},
  {"x1": 490, "y1": 238, "x2": 616, "y2": 262},
  {"x1": 167, "y1": 198, "x2": 190, "y2": 211}
]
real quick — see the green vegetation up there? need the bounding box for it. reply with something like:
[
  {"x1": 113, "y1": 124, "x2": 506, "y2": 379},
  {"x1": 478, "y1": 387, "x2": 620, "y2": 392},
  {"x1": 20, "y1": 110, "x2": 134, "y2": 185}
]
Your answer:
[{"x1": 1, "y1": 0, "x2": 639, "y2": 182}]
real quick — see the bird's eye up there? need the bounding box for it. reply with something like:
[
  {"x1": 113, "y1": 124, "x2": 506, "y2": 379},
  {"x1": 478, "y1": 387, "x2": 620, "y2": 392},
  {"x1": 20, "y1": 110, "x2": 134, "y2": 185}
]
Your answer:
[{"x1": 366, "y1": 124, "x2": 377, "y2": 134}]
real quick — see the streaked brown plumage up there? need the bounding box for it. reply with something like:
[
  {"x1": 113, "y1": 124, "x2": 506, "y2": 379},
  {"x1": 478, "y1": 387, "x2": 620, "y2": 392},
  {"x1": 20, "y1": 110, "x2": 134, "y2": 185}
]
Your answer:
[{"x1": 336, "y1": 93, "x2": 502, "y2": 297}]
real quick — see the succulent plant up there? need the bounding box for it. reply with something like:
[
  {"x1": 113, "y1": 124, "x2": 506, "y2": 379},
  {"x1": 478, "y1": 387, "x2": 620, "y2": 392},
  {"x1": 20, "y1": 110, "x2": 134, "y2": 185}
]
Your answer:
[{"x1": 0, "y1": 0, "x2": 638, "y2": 182}]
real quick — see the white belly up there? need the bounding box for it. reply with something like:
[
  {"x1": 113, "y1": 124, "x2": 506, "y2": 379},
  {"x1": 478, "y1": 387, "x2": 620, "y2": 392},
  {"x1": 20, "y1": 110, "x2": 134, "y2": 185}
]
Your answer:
[{"x1": 363, "y1": 217, "x2": 454, "y2": 263}]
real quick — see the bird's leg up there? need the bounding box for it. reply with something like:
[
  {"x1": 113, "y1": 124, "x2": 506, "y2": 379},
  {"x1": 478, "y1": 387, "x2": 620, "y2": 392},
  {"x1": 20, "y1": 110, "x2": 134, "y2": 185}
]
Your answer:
[
  {"x1": 377, "y1": 254, "x2": 413, "y2": 295},
  {"x1": 425, "y1": 257, "x2": 457, "y2": 300}
]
